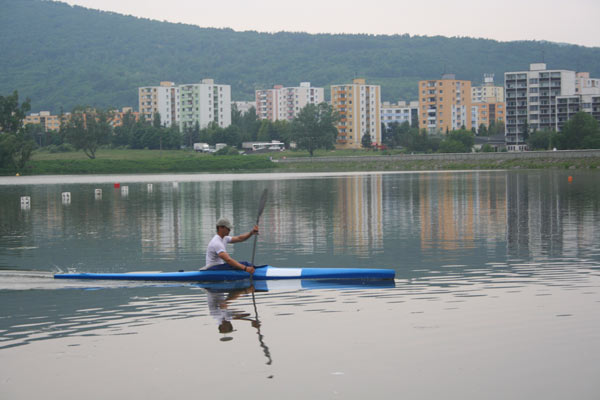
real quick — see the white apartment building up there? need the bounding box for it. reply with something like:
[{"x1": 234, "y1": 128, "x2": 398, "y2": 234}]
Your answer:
[
  {"x1": 505, "y1": 63, "x2": 583, "y2": 151},
  {"x1": 381, "y1": 101, "x2": 419, "y2": 128},
  {"x1": 472, "y1": 74, "x2": 504, "y2": 103},
  {"x1": 255, "y1": 82, "x2": 324, "y2": 121},
  {"x1": 555, "y1": 72, "x2": 600, "y2": 131},
  {"x1": 331, "y1": 78, "x2": 381, "y2": 149},
  {"x1": 179, "y1": 79, "x2": 231, "y2": 132},
  {"x1": 138, "y1": 81, "x2": 180, "y2": 127}
]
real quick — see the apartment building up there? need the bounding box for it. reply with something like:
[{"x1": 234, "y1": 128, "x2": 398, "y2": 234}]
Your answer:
[
  {"x1": 330, "y1": 78, "x2": 381, "y2": 149},
  {"x1": 554, "y1": 72, "x2": 600, "y2": 130},
  {"x1": 24, "y1": 111, "x2": 61, "y2": 132},
  {"x1": 471, "y1": 101, "x2": 505, "y2": 132},
  {"x1": 505, "y1": 63, "x2": 576, "y2": 139},
  {"x1": 418, "y1": 74, "x2": 472, "y2": 134},
  {"x1": 255, "y1": 82, "x2": 324, "y2": 121},
  {"x1": 381, "y1": 101, "x2": 419, "y2": 128},
  {"x1": 472, "y1": 74, "x2": 504, "y2": 103},
  {"x1": 138, "y1": 81, "x2": 180, "y2": 127},
  {"x1": 178, "y1": 79, "x2": 231, "y2": 132},
  {"x1": 575, "y1": 72, "x2": 600, "y2": 94},
  {"x1": 109, "y1": 107, "x2": 140, "y2": 128},
  {"x1": 503, "y1": 63, "x2": 597, "y2": 150},
  {"x1": 555, "y1": 94, "x2": 600, "y2": 131}
]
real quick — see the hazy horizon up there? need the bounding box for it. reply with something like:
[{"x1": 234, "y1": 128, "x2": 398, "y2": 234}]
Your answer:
[{"x1": 60, "y1": 0, "x2": 600, "y2": 48}]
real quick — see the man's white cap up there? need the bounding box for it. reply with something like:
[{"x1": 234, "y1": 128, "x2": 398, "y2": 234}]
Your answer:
[{"x1": 216, "y1": 218, "x2": 233, "y2": 230}]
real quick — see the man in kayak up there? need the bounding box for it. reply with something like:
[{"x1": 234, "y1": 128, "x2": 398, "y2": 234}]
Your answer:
[{"x1": 201, "y1": 217, "x2": 259, "y2": 274}]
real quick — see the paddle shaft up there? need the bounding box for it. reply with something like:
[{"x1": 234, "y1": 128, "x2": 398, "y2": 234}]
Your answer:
[{"x1": 250, "y1": 189, "x2": 268, "y2": 267}]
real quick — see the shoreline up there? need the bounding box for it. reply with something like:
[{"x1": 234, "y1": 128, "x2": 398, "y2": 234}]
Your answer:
[
  {"x1": 2, "y1": 149, "x2": 599, "y2": 177},
  {"x1": 0, "y1": 170, "x2": 505, "y2": 186}
]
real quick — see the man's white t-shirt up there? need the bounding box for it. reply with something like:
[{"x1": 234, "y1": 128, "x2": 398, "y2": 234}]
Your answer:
[{"x1": 203, "y1": 234, "x2": 232, "y2": 269}]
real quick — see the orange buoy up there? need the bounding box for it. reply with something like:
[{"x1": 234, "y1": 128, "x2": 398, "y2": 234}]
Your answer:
[{"x1": 568, "y1": 176, "x2": 573, "y2": 183}]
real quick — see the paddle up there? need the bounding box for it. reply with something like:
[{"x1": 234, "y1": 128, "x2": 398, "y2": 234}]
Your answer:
[
  {"x1": 250, "y1": 188, "x2": 268, "y2": 268},
  {"x1": 249, "y1": 188, "x2": 273, "y2": 365}
]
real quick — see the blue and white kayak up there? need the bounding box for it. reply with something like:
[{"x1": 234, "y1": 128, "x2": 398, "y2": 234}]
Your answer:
[{"x1": 54, "y1": 265, "x2": 395, "y2": 282}]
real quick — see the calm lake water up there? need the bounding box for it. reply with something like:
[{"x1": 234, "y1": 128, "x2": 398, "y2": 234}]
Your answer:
[{"x1": 1, "y1": 170, "x2": 599, "y2": 399}]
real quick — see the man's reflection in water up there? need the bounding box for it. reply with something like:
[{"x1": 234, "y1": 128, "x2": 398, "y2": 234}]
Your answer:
[{"x1": 205, "y1": 286, "x2": 272, "y2": 365}]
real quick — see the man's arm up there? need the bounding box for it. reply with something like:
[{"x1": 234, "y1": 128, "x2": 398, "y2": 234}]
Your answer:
[
  {"x1": 218, "y1": 251, "x2": 255, "y2": 273},
  {"x1": 230, "y1": 225, "x2": 259, "y2": 243}
]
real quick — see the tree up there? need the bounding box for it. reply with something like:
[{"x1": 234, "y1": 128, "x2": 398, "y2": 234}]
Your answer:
[
  {"x1": 220, "y1": 125, "x2": 242, "y2": 147},
  {"x1": 231, "y1": 106, "x2": 261, "y2": 143},
  {"x1": 0, "y1": 91, "x2": 34, "y2": 170},
  {"x1": 291, "y1": 103, "x2": 339, "y2": 156},
  {"x1": 439, "y1": 139, "x2": 468, "y2": 153},
  {"x1": 162, "y1": 125, "x2": 182, "y2": 149},
  {"x1": 478, "y1": 124, "x2": 488, "y2": 136},
  {"x1": 527, "y1": 129, "x2": 555, "y2": 150},
  {"x1": 112, "y1": 110, "x2": 137, "y2": 147},
  {"x1": 152, "y1": 112, "x2": 162, "y2": 128},
  {"x1": 257, "y1": 120, "x2": 272, "y2": 142},
  {"x1": 438, "y1": 129, "x2": 474, "y2": 153},
  {"x1": 23, "y1": 123, "x2": 45, "y2": 147},
  {"x1": 488, "y1": 120, "x2": 505, "y2": 137},
  {"x1": 555, "y1": 112, "x2": 600, "y2": 149},
  {"x1": 361, "y1": 133, "x2": 372, "y2": 149},
  {"x1": 520, "y1": 121, "x2": 530, "y2": 143},
  {"x1": 481, "y1": 143, "x2": 495, "y2": 152},
  {"x1": 61, "y1": 109, "x2": 112, "y2": 159}
]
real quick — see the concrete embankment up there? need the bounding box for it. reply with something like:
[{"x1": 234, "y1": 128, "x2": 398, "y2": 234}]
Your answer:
[{"x1": 275, "y1": 149, "x2": 600, "y2": 171}]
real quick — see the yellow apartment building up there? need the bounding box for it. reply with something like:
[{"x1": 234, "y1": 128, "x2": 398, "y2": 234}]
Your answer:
[
  {"x1": 471, "y1": 100, "x2": 505, "y2": 132},
  {"x1": 418, "y1": 74, "x2": 472, "y2": 134},
  {"x1": 24, "y1": 111, "x2": 61, "y2": 132},
  {"x1": 330, "y1": 78, "x2": 381, "y2": 149},
  {"x1": 138, "y1": 81, "x2": 180, "y2": 127},
  {"x1": 109, "y1": 107, "x2": 140, "y2": 128}
]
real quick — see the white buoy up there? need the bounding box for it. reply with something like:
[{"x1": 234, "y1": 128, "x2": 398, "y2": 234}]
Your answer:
[
  {"x1": 95, "y1": 189, "x2": 102, "y2": 200},
  {"x1": 172, "y1": 182, "x2": 179, "y2": 189},
  {"x1": 121, "y1": 186, "x2": 129, "y2": 196},
  {"x1": 20, "y1": 196, "x2": 31, "y2": 210},
  {"x1": 147, "y1": 184, "x2": 153, "y2": 193},
  {"x1": 62, "y1": 192, "x2": 71, "y2": 204}
]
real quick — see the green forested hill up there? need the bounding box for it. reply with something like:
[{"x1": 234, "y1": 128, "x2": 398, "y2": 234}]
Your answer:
[{"x1": 2, "y1": 0, "x2": 600, "y2": 113}]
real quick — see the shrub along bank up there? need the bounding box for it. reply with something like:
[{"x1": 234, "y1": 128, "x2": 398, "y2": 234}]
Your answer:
[{"x1": 2, "y1": 151, "x2": 275, "y2": 175}]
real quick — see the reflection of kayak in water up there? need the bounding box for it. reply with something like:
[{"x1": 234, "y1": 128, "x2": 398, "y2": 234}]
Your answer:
[
  {"x1": 196, "y1": 279, "x2": 395, "y2": 292},
  {"x1": 54, "y1": 265, "x2": 396, "y2": 282}
]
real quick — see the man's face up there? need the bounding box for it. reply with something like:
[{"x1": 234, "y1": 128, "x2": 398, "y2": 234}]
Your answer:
[{"x1": 218, "y1": 225, "x2": 231, "y2": 235}]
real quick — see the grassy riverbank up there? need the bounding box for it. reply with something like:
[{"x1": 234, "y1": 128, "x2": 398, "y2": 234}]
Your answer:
[
  {"x1": 3, "y1": 150, "x2": 275, "y2": 175},
  {"x1": 2, "y1": 148, "x2": 599, "y2": 176}
]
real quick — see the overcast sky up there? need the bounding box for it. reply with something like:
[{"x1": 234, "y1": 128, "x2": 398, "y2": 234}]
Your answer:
[{"x1": 62, "y1": 0, "x2": 600, "y2": 48}]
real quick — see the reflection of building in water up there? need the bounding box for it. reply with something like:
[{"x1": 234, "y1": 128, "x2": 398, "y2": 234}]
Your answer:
[
  {"x1": 139, "y1": 183, "x2": 181, "y2": 259},
  {"x1": 334, "y1": 175, "x2": 383, "y2": 254},
  {"x1": 506, "y1": 172, "x2": 565, "y2": 259},
  {"x1": 265, "y1": 178, "x2": 330, "y2": 255},
  {"x1": 419, "y1": 173, "x2": 507, "y2": 251},
  {"x1": 140, "y1": 182, "x2": 235, "y2": 260}
]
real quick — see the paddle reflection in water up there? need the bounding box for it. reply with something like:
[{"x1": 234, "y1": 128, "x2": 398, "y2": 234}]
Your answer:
[{"x1": 204, "y1": 285, "x2": 273, "y2": 365}]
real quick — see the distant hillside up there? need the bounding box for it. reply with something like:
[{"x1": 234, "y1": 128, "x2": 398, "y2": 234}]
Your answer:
[{"x1": 2, "y1": 0, "x2": 600, "y2": 113}]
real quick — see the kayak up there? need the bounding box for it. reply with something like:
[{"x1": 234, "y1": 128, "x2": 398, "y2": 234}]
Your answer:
[{"x1": 54, "y1": 265, "x2": 395, "y2": 282}]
